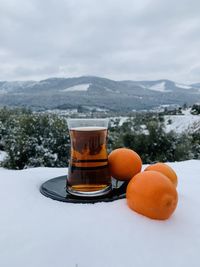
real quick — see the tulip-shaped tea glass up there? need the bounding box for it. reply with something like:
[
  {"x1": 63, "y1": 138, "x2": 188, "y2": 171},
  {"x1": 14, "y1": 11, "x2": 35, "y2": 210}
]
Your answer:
[{"x1": 67, "y1": 118, "x2": 111, "y2": 197}]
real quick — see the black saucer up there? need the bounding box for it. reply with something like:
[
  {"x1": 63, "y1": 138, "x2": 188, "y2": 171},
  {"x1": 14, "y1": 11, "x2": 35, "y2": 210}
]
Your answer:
[{"x1": 40, "y1": 176, "x2": 128, "y2": 204}]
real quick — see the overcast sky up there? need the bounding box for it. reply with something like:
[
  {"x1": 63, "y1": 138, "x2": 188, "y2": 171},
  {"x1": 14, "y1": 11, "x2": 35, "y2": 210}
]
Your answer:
[{"x1": 0, "y1": 0, "x2": 200, "y2": 83}]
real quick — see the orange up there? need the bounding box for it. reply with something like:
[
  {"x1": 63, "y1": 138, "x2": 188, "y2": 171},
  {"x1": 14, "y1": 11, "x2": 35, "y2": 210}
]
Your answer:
[
  {"x1": 126, "y1": 171, "x2": 178, "y2": 220},
  {"x1": 144, "y1": 162, "x2": 178, "y2": 187},
  {"x1": 108, "y1": 148, "x2": 142, "y2": 181}
]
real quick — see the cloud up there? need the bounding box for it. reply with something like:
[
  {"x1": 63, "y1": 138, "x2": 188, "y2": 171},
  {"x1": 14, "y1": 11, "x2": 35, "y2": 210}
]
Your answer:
[{"x1": 0, "y1": 0, "x2": 200, "y2": 83}]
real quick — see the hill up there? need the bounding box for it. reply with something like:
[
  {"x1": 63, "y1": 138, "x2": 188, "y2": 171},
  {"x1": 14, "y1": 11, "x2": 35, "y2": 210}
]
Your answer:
[{"x1": 0, "y1": 76, "x2": 200, "y2": 111}]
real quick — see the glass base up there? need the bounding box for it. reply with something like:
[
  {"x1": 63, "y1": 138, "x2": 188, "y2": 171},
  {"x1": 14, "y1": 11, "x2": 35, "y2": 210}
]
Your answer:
[{"x1": 66, "y1": 184, "x2": 112, "y2": 197}]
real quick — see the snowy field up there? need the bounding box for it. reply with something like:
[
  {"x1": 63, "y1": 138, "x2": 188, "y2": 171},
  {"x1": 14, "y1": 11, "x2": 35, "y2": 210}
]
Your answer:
[
  {"x1": 0, "y1": 160, "x2": 200, "y2": 267},
  {"x1": 62, "y1": 83, "x2": 90, "y2": 92},
  {"x1": 111, "y1": 111, "x2": 200, "y2": 133},
  {"x1": 164, "y1": 110, "x2": 200, "y2": 133}
]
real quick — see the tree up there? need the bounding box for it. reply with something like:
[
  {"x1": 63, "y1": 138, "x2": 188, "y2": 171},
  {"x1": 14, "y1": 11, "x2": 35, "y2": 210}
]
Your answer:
[
  {"x1": 1, "y1": 109, "x2": 70, "y2": 169},
  {"x1": 191, "y1": 104, "x2": 200, "y2": 115}
]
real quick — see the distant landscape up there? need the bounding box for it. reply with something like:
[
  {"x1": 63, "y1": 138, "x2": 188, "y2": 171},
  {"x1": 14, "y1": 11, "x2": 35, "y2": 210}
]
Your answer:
[
  {"x1": 0, "y1": 76, "x2": 200, "y2": 112},
  {"x1": 0, "y1": 105, "x2": 199, "y2": 169},
  {"x1": 0, "y1": 76, "x2": 200, "y2": 169}
]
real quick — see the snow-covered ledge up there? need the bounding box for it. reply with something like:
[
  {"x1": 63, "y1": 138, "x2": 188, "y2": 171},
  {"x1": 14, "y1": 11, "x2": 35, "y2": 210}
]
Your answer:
[{"x1": 0, "y1": 160, "x2": 200, "y2": 267}]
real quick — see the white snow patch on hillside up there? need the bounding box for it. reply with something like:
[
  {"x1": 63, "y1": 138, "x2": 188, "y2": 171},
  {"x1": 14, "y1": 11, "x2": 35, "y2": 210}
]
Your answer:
[
  {"x1": 138, "y1": 84, "x2": 147, "y2": 89},
  {"x1": 175, "y1": 83, "x2": 193, "y2": 90},
  {"x1": 0, "y1": 160, "x2": 200, "y2": 267},
  {"x1": 62, "y1": 83, "x2": 90, "y2": 92},
  {"x1": 102, "y1": 87, "x2": 112, "y2": 92},
  {"x1": 149, "y1": 82, "x2": 167, "y2": 92},
  {"x1": 111, "y1": 111, "x2": 200, "y2": 134},
  {"x1": 165, "y1": 114, "x2": 200, "y2": 133},
  {"x1": 110, "y1": 116, "x2": 129, "y2": 126}
]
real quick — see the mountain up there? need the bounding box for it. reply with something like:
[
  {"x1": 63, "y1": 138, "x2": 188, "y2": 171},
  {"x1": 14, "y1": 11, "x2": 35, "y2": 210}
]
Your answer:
[
  {"x1": 0, "y1": 76, "x2": 199, "y2": 111},
  {"x1": 191, "y1": 83, "x2": 200, "y2": 89}
]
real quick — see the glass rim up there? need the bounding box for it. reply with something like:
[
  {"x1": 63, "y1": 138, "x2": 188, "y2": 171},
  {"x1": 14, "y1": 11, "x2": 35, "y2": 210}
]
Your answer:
[
  {"x1": 67, "y1": 118, "x2": 109, "y2": 122},
  {"x1": 67, "y1": 118, "x2": 109, "y2": 129}
]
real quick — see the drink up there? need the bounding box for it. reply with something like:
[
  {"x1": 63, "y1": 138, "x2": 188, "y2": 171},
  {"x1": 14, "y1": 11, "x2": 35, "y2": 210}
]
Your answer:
[{"x1": 67, "y1": 120, "x2": 111, "y2": 197}]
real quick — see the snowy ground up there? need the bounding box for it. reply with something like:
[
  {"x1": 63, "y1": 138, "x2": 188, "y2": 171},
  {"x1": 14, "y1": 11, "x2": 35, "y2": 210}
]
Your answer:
[
  {"x1": 111, "y1": 111, "x2": 200, "y2": 133},
  {"x1": 164, "y1": 110, "x2": 200, "y2": 133},
  {"x1": 0, "y1": 160, "x2": 200, "y2": 267},
  {"x1": 62, "y1": 83, "x2": 90, "y2": 92}
]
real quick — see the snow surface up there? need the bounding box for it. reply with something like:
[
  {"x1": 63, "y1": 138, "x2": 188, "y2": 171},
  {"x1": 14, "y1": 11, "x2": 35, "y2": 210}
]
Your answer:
[
  {"x1": 175, "y1": 83, "x2": 193, "y2": 90},
  {"x1": 110, "y1": 116, "x2": 129, "y2": 126},
  {"x1": 149, "y1": 82, "x2": 167, "y2": 92},
  {"x1": 111, "y1": 112, "x2": 200, "y2": 134},
  {"x1": 0, "y1": 160, "x2": 200, "y2": 267},
  {"x1": 62, "y1": 84, "x2": 90, "y2": 92},
  {"x1": 165, "y1": 114, "x2": 200, "y2": 133}
]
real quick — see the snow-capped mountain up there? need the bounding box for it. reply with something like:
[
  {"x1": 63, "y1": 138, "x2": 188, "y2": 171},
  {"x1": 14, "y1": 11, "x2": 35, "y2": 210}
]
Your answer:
[
  {"x1": 191, "y1": 83, "x2": 200, "y2": 89},
  {"x1": 121, "y1": 79, "x2": 200, "y2": 93},
  {"x1": 0, "y1": 77, "x2": 199, "y2": 111}
]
